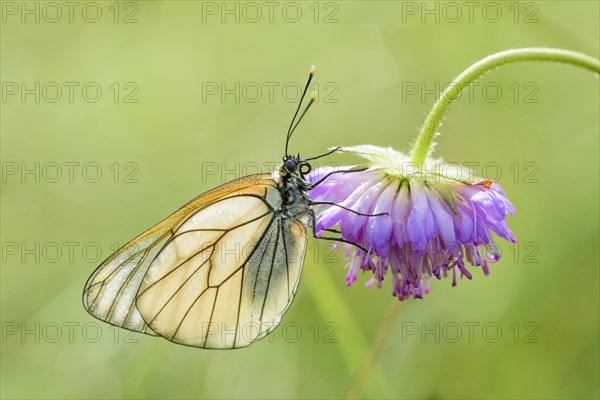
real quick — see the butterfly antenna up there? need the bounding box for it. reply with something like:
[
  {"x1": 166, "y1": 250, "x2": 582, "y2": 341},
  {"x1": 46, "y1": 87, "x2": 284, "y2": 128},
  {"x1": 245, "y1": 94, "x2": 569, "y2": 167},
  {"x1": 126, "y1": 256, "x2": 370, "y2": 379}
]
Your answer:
[
  {"x1": 288, "y1": 91, "x2": 317, "y2": 139},
  {"x1": 285, "y1": 65, "x2": 316, "y2": 156}
]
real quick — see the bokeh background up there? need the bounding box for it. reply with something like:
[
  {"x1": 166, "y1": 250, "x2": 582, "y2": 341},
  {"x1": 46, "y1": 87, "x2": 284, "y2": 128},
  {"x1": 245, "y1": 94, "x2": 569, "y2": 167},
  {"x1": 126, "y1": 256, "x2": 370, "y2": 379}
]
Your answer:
[{"x1": 1, "y1": 1, "x2": 599, "y2": 399}]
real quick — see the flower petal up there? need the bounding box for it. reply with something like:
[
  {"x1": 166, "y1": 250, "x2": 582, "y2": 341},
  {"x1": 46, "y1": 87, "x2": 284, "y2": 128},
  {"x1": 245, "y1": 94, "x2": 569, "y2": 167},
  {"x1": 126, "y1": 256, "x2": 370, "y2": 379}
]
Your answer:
[
  {"x1": 366, "y1": 180, "x2": 396, "y2": 257},
  {"x1": 406, "y1": 181, "x2": 436, "y2": 253}
]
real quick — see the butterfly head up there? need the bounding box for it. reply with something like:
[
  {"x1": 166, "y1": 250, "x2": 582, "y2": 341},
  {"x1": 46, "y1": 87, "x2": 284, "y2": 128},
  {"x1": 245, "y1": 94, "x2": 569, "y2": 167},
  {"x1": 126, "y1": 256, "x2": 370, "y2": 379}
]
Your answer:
[{"x1": 282, "y1": 154, "x2": 312, "y2": 177}]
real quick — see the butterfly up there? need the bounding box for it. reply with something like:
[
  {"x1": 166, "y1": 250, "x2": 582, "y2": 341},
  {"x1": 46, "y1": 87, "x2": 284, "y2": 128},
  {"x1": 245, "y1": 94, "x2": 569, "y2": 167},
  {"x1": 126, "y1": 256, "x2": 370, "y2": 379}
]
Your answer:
[{"x1": 82, "y1": 66, "x2": 375, "y2": 349}]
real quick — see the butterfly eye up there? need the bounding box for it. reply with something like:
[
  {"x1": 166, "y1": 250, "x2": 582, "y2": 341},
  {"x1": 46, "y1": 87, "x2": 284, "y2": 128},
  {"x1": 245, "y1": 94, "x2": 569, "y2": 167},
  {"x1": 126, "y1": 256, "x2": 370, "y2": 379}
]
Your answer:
[
  {"x1": 299, "y1": 162, "x2": 312, "y2": 175},
  {"x1": 284, "y1": 159, "x2": 297, "y2": 172}
]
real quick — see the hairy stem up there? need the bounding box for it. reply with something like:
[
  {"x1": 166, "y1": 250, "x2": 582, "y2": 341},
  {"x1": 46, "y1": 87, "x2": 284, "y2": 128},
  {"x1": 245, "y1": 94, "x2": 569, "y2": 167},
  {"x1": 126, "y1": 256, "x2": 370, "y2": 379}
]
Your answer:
[{"x1": 410, "y1": 48, "x2": 600, "y2": 165}]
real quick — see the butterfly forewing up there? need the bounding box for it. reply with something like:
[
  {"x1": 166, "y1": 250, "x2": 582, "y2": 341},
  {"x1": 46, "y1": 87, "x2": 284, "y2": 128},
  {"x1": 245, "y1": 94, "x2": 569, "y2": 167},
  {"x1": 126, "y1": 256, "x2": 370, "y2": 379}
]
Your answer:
[
  {"x1": 83, "y1": 173, "x2": 308, "y2": 348},
  {"x1": 82, "y1": 231, "x2": 168, "y2": 335}
]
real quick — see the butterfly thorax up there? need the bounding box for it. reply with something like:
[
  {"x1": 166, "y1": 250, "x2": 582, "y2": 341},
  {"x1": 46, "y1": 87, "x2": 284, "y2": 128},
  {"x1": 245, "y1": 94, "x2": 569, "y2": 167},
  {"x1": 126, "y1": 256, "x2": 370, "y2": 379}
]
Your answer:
[{"x1": 275, "y1": 159, "x2": 312, "y2": 220}]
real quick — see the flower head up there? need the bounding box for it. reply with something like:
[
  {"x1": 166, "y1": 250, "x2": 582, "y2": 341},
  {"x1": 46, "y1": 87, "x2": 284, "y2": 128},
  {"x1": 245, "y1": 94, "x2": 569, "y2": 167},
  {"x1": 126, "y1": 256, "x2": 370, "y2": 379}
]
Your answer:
[{"x1": 309, "y1": 145, "x2": 516, "y2": 301}]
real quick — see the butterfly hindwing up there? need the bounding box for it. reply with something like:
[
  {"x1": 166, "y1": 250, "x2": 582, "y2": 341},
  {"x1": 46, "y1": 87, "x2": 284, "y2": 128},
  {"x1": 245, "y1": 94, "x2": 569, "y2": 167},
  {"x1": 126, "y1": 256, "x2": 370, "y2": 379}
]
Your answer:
[{"x1": 238, "y1": 217, "x2": 307, "y2": 346}]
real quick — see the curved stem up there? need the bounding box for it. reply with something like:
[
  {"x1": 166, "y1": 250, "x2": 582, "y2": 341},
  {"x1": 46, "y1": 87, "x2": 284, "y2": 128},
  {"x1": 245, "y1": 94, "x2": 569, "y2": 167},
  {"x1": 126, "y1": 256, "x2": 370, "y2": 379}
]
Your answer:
[{"x1": 410, "y1": 48, "x2": 600, "y2": 165}]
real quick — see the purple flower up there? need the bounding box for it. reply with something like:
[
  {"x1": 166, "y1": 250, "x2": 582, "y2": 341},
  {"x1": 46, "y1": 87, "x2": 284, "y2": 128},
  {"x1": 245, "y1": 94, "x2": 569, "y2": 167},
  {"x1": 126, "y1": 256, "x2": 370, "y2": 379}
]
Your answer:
[{"x1": 309, "y1": 145, "x2": 516, "y2": 301}]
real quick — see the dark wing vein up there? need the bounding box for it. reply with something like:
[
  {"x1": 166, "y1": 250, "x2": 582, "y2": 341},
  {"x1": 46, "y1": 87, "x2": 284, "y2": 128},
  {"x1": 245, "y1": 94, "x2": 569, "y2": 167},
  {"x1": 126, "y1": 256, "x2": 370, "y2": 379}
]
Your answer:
[{"x1": 204, "y1": 284, "x2": 218, "y2": 346}]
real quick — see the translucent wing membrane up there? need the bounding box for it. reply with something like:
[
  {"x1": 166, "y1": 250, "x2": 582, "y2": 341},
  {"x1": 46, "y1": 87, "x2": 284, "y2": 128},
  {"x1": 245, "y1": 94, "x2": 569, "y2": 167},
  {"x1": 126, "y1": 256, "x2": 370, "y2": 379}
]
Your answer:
[
  {"x1": 83, "y1": 232, "x2": 169, "y2": 335},
  {"x1": 83, "y1": 173, "x2": 308, "y2": 348}
]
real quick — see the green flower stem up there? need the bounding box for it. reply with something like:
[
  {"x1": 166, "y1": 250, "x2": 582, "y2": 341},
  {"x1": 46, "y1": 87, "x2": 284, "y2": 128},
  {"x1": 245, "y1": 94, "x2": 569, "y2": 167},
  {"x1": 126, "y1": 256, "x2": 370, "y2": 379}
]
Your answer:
[{"x1": 410, "y1": 48, "x2": 600, "y2": 165}]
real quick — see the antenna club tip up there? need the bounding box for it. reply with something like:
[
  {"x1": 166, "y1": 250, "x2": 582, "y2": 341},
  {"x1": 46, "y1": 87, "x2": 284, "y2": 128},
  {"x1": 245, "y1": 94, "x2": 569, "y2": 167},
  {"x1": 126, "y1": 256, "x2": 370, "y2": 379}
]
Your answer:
[
  {"x1": 310, "y1": 65, "x2": 316, "y2": 74},
  {"x1": 311, "y1": 90, "x2": 317, "y2": 101}
]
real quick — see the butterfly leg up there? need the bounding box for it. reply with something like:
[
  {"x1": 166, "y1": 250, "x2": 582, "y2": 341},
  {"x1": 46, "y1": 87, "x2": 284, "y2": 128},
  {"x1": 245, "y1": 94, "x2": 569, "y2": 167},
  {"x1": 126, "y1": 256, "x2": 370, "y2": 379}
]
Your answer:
[
  {"x1": 311, "y1": 201, "x2": 388, "y2": 218},
  {"x1": 308, "y1": 168, "x2": 368, "y2": 190},
  {"x1": 308, "y1": 209, "x2": 368, "y2": 253}
]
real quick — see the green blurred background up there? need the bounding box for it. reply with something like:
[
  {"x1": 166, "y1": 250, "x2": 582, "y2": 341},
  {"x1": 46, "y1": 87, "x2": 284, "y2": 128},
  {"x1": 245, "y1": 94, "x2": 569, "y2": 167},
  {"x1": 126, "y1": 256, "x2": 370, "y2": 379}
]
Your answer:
[{"x1": 1, "y1": 1, "x2": 598, "y2": 399}]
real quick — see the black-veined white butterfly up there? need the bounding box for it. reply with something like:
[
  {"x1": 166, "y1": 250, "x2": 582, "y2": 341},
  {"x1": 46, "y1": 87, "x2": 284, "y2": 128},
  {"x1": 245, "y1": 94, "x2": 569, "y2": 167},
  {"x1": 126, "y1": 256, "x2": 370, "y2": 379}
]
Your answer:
[{"x1": 83, "y1": 66, "x2": 374, "y2": 349}]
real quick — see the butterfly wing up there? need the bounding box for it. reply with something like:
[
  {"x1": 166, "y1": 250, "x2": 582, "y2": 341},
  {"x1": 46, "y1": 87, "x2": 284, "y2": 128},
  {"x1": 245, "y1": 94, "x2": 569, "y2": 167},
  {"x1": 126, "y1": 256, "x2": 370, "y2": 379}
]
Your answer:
[
  {"x1": 83, "y1": 174, "x2": 278, "y2": 335},
  {"x1": 83, "y1": 173, "x2": 309, "y2": 348}
]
